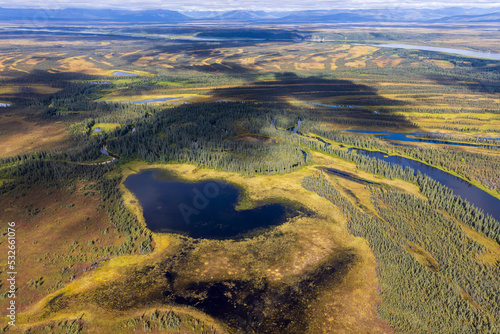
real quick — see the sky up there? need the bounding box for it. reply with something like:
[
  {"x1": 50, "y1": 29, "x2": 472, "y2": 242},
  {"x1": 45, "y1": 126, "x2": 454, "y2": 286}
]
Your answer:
[{"x1": 0, "y1": 0, "x2": 499, "y2": 11}]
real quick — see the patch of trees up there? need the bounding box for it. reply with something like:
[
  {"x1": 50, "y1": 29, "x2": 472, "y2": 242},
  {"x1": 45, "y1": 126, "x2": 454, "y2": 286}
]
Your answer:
[
  {"x1": 106, "y1": 102, "x2": 311, "y2": 176},
  {"x1": 24, "y1": 319, "x2": 84, "y2": 334},
  {"x1": 121, "y1": 310, "x2": 183, "y2": 332},
  {"x1": 1, "y1": 160, "x2": 152, "y2": 256},
  {"x1": 301, "y1": 142, "x2": 500, "y2": 244},
  {"x1": 302, "y1": 174, "x2": 500, "y2": 333},
  {"x1": 306, "y1": 126, "x2": 500, "y2": 192}
]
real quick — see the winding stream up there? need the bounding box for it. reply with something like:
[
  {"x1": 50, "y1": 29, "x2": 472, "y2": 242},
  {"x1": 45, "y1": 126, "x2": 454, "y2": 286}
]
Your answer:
[{"x1": 289, "y1": 117, "x2": 500, "y2": 221}]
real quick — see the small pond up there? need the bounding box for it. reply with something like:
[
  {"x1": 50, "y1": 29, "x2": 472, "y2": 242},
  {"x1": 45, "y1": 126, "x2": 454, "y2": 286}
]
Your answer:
[
  {"x1": 132, "y1": 96, "x2": 188, "y2": 104},
  {"x1": 112, "y1": 71, "x2": 139, "y2": 76},
  {"x1": 124, "y1": 169, "x2": 295, "y2": 239}
]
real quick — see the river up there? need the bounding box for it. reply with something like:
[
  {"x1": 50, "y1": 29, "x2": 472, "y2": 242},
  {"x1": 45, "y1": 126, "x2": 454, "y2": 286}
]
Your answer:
[
  {"x1": 346, "y1": 130, "x2": 500, "y2": 149},
  {"x1": 357, "y1": 43, "x2": 500, "y2": 60},
  {"x1": 354, "y1": 149, "x2": 500, "y2": 222}
]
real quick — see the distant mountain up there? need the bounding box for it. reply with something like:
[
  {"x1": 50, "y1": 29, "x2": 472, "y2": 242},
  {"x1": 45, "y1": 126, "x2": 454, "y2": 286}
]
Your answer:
[
  {"x1": 180, "y1": 11, "x2": 220, "y2": 19},
  {"x1": 276, "y1": 11, "x2": 377, "y2": 23},
  {"x1": 208, "y1": 10, "x2": 280, "y2": 21},
  {"x1": 272, "y1": 8, "x2": 496, "y2": 23},
  {"x1": 181, "y1": 10, "x2": 290, "y2": 19},
  {"x1": 1, "y1": 7, "x2": 499, "y2": 24},
  {"x1": 0, "y1": 8, "x2": 189, "y2": 22},
  {"x1": 434, "y1": 12, "x2": 500, "y2": 23}
]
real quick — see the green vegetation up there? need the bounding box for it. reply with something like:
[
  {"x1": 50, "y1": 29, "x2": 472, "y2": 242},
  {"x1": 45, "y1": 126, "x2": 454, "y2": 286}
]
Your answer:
[
  {"x1": 21, "y1": 319, "x2": 84, "y2": 334},
  {"x1": 310, "y1": 143, "x2": 500, "y2": 243},
  {"x1": 1, "y1": 159, "x2": 152, "y2": 256},
  {"x1": 0, "y1": 23, "x2": 499, "y2": 333},
  {"x1": 302, "y1": 174, "x2": 500, "y2": 333},
  {"x1": 306, "y1": 126, "x2": 500, "y2": 194},
  {"x1": 121, "y1": 310, "x2": 182, "y2": 332}
]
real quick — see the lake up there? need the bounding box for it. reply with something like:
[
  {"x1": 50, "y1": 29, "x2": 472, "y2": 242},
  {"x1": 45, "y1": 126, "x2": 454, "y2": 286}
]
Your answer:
[
  {"x1": 359, "y1": 43, "x2": 500, "y2": 60},
  {"x1": 124, "y1": 169, "x2": 293, "y2": 239},
  {"x1": 354, "y1": 149, "x2": 500, "y2": 222}
]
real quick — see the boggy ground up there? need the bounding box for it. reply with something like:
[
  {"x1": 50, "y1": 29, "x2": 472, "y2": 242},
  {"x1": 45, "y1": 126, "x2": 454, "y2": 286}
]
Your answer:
[{"x1": 12, "y1": 159, "x2": 411, "y2": 333}]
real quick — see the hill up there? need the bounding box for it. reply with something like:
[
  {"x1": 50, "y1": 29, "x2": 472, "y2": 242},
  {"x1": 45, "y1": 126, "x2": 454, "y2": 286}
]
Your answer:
[
  {"x1": 435, "y1": 12, "x2": 500, "y2": 23},
  {"x1": 0, "y1": 8, "x2": 189, "y2": 22}
]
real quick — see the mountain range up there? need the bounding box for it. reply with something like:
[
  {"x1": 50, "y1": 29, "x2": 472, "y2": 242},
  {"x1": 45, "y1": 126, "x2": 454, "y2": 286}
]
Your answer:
[{"x1": 0, "y1": 7, "x2": 499, "y2": 23}]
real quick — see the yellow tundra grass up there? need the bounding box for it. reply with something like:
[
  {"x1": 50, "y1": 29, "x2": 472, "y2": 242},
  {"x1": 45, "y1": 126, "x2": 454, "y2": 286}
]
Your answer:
[{"x1": 55, "y1": 56, "x2": 109, "y2": 75}]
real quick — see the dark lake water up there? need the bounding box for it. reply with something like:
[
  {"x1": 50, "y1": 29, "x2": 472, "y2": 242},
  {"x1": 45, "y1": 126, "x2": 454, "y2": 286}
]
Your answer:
[
  {"x1": 354, "y1": 149, "x2": 500, "y2": 222},
  {"x1": 124, "y1": 170, "x2": 293, "y2": 239}
]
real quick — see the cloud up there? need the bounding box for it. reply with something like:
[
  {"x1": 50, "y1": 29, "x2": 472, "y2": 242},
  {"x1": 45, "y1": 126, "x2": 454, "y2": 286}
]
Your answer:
[{"x1": 0, "y1": 0, "x2": 499, "y2": 11}]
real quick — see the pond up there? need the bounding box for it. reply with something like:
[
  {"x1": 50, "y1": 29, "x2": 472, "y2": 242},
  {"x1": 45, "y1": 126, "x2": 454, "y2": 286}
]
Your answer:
[
  {"x1": 112, "y1": 71, "x2": 139, "y2": 76},
  {"x1": 124, "y1": 169, "x2": 294, "y2": 239},
  {"x1": 131, "y1": 96, "x2": 190, "y2": 104},
  {"x1": 354, "y1": 149, "x2": 500, "y2": 222}
]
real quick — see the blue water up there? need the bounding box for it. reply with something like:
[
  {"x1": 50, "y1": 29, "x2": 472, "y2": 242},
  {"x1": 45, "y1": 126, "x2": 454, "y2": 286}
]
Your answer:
[
  {"x1": 475, "y1": 136, "x2": 500, "y2": 141},
  {"x1": 293, "y1": 118, "x2": 302, "y2": 134},
  {"x1": 132, "y1": 97, "x2": 184, "y2": 104},
  {"x1": 112, "y1": 71, "x2": 139, "y2": 76},
  {"x1": 346, "y1": 130, "x2": 499, "y2": 148},
  {"x1": 311, "y1": 103, "x2": 354, "y2": 108},
  {"x1": 124, "y1": 170, "x2": 294, "y2": 239},
  {"x1": 314, "y1": 136, "x2": 331, "y2": 149},
  {"x1": 354, "y1": 149, "x2": 500, "y2": 222}
]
